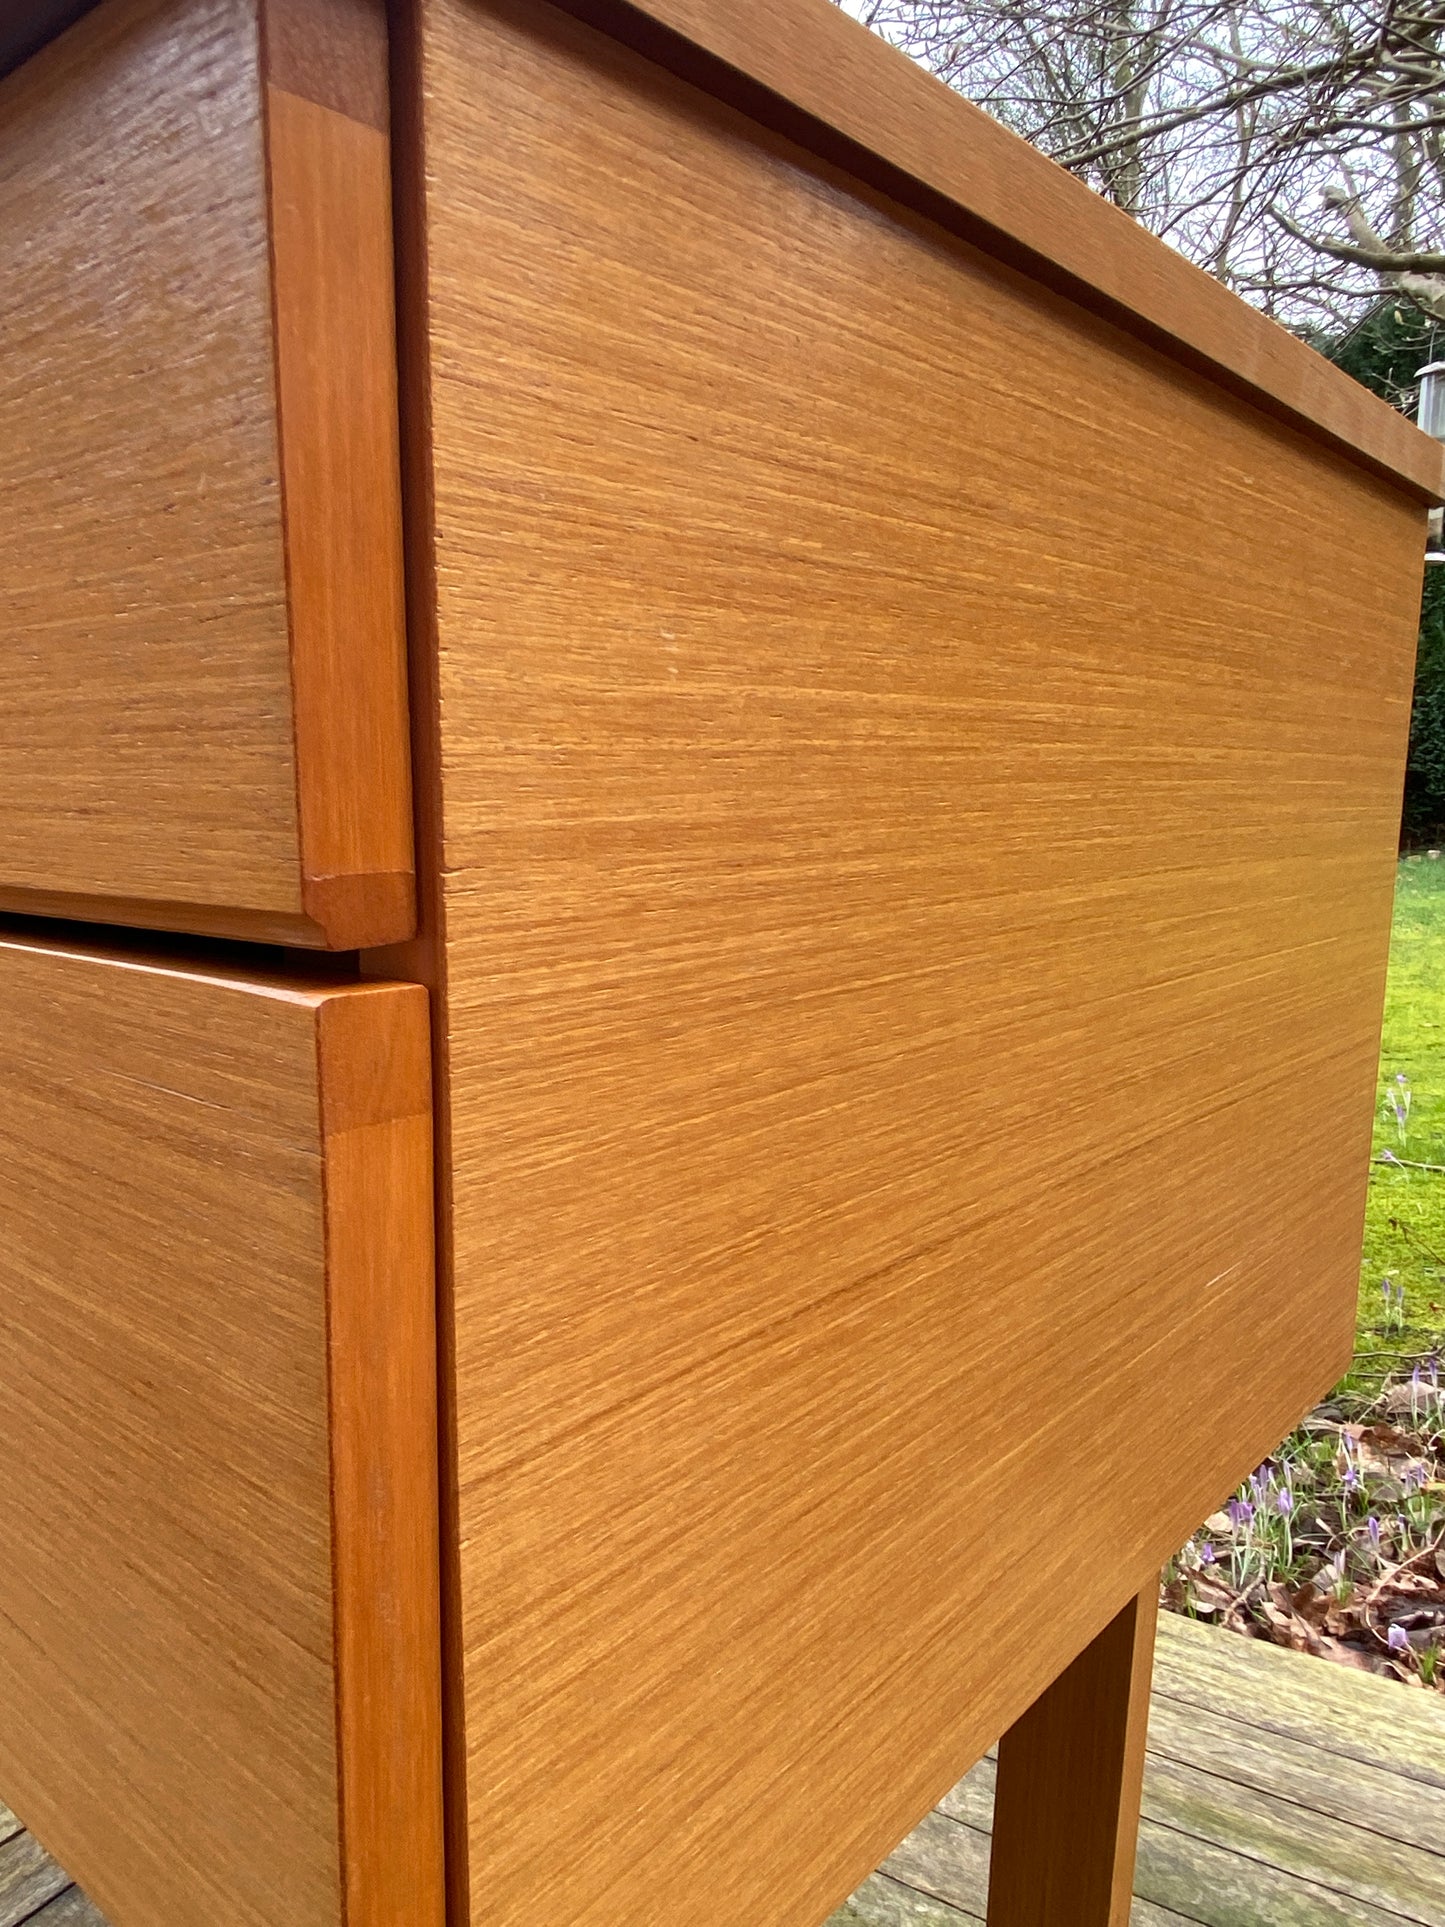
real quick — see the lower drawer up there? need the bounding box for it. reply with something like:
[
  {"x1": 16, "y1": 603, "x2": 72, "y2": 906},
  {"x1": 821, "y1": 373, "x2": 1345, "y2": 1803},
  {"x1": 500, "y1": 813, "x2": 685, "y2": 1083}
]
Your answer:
[{"x1": 0, "y1": 929, "x2": 443, "y2": 1927}]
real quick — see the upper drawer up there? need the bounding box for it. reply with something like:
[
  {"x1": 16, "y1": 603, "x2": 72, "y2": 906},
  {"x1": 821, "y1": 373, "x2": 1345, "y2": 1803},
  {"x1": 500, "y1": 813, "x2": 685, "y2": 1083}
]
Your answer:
[{"x1": 0, "y1": 0, "x2": 412, "y2": 948}]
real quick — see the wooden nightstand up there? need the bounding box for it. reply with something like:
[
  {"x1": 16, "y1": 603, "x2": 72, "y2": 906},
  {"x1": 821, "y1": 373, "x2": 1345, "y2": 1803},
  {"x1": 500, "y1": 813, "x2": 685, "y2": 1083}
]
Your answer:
[{"x1": 0, "y1": 1, "x2": 1436, "y2": 1922}]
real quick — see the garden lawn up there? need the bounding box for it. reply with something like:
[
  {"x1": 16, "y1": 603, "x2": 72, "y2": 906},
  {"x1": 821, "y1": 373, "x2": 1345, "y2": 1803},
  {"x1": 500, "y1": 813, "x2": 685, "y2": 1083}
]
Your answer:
[{"x1": 1359, "y1": 854, "x2": 1445, "y2": 1363}]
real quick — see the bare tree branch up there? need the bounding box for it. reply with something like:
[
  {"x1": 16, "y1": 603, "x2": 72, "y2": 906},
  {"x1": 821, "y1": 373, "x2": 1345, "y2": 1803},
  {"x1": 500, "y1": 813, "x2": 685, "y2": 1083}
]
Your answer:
[
  {"x1": 840, "y1": 0, "x2": 1445, "y2": 333},
  {"x1": 1277, "y1": 204, "x2": 1445, "y2": 270}
]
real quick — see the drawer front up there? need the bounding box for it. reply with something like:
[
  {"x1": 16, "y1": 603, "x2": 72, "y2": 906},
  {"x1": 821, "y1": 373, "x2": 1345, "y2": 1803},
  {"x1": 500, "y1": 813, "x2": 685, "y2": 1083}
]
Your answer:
[
  {"x1": 0, "y1": 933, "x2": 443, "y2": 1927},
  {"x1": 0, "y1": 0, "x2": 412, "y2": 949}
]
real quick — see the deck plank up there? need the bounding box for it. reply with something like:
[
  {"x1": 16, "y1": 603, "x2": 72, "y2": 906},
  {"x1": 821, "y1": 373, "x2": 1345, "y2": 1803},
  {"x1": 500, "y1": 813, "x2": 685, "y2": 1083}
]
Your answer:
[
  {"x1": 1133, "y1": 1812, "x2": 1428, "y2": 1926},
  {"x1": 831, "y1": 1617, "x2": 1445, "y2": 1927},
  {"x1": 28, "y1": 1892, "x2": 106, "y2": 1926},
  {"x1": 1144, "y1": 1689, "x2": 1445, "y2": 1857},
  {"x1": 879, "y1": 1808, "x2": 991, "y2": 1917},
  {"x1": 1154, "y1": 1615, "x2": 1445, "y2": 1789},
  {"x1": 885, "y1": 1798, "x2": 1433, "y2": 1927},
  {"x1": 832, "y1": 1869, "x2": 981, "y2": 1924},
  {"x1": 877, "y1": 1805, "x2": 1212, "y2": 1926},
  {"x1": 0, "y1": 1833, "x2": 69, "y2": 1927},
  {"x1": 943, "y1": 1747, "x2": 1445, "y2": 1922},
  {"x1": 1144, "y1": 1749, "x2": 1445, "y2": 1920}
]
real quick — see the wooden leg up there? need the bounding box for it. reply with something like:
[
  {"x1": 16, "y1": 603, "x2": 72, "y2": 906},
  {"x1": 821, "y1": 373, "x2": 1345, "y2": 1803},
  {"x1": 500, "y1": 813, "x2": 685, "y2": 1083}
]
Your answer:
[{"x1": 985, "y1": 1584, "x2": 1158, "y2": 1927}]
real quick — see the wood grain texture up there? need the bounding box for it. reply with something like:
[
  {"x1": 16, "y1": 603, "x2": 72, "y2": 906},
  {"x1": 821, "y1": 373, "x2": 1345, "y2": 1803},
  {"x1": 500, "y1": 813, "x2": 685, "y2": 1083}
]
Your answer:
[
  {"x1": 987, "y1": 1589, "x2": 1157, "y2": 1925},
  {"x1": 546, "y1": 0, "x2": 1443, "y2": 504},
  {"x1": 363, "y1": 0, "x2": 471, "y2": 1908},
  {"x1": 262, "y1": 0, "x2": 416, "y2": 946},
  {"x1": 0, "y1": 932, "x2": 442, "y2": 1927},
  {"x1": 402, "y1": 3, "x2": 1426, "y2": 1922},
  {"x1": 0, "y1": 0, "x2": 412, "y2": 948},
  {"x1": 262, "y1": 0, "x2": 389, "y2": 124},
  {"x1": 316, "y1": 987, "x2": 447, "y2": 1927},
  {"x1": 0, "y1": 0, "x2": 1437, "y2": 510}
]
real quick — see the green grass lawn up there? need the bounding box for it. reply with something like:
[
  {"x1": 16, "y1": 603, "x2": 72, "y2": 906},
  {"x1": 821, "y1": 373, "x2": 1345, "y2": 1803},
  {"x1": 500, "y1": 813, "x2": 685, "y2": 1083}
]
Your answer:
[{"x1": 1359, "y1": 855, "x2": 1445, "y2": 1366}]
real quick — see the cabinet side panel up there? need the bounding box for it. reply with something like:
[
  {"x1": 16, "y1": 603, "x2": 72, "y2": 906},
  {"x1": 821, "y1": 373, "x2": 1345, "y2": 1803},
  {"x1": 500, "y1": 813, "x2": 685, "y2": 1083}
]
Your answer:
[{"x1": 418, "y1": 3, "x2": 1422, "y2": 1921}]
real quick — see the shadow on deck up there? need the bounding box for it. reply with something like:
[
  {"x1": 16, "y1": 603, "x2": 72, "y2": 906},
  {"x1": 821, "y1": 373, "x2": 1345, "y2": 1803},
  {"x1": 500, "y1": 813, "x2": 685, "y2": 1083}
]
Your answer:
[{"x1": 2, "y1": 1615, "x2": 1442, "y2": 1925}]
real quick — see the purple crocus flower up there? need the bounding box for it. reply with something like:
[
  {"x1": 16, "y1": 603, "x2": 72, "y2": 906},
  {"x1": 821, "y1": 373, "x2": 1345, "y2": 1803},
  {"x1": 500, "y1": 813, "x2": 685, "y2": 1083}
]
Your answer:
[
  {"x1": 1226, "y1": 1497, "x2": 1254, "y2": 1530},
  {"x1": 1388, "y1": 1624, "x2": 1411, "y2": 1654},
  {"x1": 1198, "y1": 1543, "x2": 1216, "y2": 1566},
  {"x1": 1368, "y1": 1515, "x2": 1383, "y2": 1552},
  {"x1": 1275, "y1": 1487, "x2": 1294, "y2": 1517}
]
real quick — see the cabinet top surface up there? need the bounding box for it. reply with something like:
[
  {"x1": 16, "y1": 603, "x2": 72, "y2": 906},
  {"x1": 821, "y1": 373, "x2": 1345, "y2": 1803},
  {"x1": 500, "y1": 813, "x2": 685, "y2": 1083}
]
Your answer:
[{"x1": 8, "y1": 0, "x2": 1442, "y2": 501}]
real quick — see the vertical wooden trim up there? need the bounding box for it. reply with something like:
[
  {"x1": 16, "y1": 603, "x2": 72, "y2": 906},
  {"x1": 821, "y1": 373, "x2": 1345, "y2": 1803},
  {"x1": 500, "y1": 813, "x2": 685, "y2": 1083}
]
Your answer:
[
  {"x1": 362, "y1": 0, "x2": 472, "y2": 1915},
  {"x1": 260, "y1": 0, "x2": 416, "y2": 950},
  {"x1": 986, "y1": 1586, "x2": 1158, "y2": 1927},
  {"x1": 317, "y1": 983, "x2": 446, "y2": 1927}
]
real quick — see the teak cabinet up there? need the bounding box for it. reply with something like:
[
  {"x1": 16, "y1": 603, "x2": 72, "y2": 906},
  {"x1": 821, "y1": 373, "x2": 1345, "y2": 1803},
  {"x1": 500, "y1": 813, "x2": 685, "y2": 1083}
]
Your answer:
[{"x1": 0, "y1": 0, "x2": 1438, "y2": 1924}]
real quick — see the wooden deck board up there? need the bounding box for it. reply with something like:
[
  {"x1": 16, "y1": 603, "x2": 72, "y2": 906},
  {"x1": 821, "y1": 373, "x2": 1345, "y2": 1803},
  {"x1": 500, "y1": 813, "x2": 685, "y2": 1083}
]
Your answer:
[
  {"x1": 939, "y1": 1750, "x2": 1445, "y2": 1919},
  {"x1": 1, "y1": 1614, "x2": 1442, "y2": 1924},
  {"x1": 0, "y1": 1834, "x2": 70, "y2": 1927},
  {"x1": 1152, "y1": 1615, "x2": 1445, "y2": 1790},
  {"x1": 837, "y1": 1615, "x2": 1445, "y2": 1927},
  {"x1": 1143, "y1": 1692, "x2": 1445, "y2": 1858},
  {"x1": 23, "y1": 1899, "x2": 106, "y2": 1927}
]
